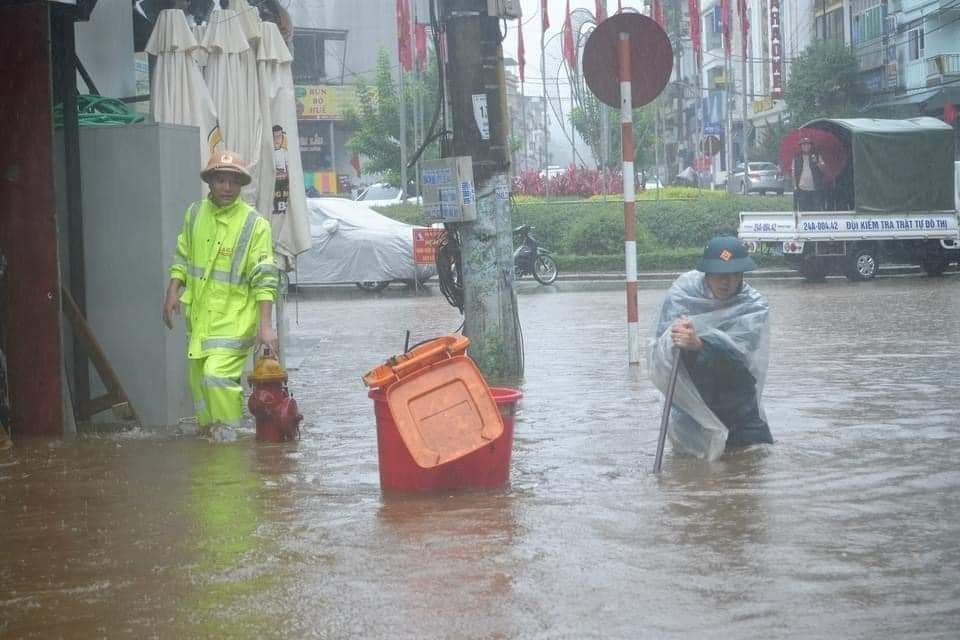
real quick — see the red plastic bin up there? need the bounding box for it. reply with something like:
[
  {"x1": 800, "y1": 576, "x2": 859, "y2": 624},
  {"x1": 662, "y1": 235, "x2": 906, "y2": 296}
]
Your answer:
[{"x1": 369, "y1": 387, "x2": 522, "y2": 492}]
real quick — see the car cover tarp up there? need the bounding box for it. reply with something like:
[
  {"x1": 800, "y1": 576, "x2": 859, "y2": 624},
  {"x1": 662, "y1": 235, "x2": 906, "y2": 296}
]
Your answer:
[
  {"x1": 296, "y1": 198, "x2": 434, "y2": 284},
  {"x1": 803, "y1": 117, "x2": 955, "y2": 213}
]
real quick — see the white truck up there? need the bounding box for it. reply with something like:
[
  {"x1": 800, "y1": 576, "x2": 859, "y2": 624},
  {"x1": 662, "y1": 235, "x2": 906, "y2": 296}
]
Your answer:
[{"x1": 738, "y1": 118, "x2": 960, "y2": 281}]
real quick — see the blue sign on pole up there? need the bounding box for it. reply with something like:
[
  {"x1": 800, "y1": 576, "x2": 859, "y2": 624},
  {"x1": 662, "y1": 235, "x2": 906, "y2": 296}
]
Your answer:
[{"x1": 703, "y1": 90, "x2": 725, "y2": 135}]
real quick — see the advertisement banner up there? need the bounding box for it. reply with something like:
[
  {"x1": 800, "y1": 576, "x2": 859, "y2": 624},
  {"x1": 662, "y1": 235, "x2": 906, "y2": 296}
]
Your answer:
[{"x1": 294, "y1": 85, "x2": 361, "y2": 121}]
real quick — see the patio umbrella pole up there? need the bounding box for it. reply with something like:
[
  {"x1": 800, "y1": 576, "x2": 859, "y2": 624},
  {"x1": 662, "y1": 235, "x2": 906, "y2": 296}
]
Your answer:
[{"x1": 653, "y1": 348, "x2": 681, "y2": 474}]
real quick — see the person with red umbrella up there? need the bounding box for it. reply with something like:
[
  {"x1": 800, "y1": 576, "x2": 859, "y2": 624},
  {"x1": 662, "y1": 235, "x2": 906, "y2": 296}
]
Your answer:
[{"x1": 793, "y1": 137, "x2": 828, "y2": 211}]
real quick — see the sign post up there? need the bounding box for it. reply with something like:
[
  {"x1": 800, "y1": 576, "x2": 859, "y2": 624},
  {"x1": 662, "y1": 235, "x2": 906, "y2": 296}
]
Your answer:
[{"x1": 582, "y1": 14, "x2": 673, "y2": 364}]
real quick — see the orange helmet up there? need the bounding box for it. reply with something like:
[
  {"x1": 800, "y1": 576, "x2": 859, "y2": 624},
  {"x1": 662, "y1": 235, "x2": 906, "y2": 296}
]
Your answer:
[{"x1": 201, "y1": 151, "x2": 252, "y2": 185}]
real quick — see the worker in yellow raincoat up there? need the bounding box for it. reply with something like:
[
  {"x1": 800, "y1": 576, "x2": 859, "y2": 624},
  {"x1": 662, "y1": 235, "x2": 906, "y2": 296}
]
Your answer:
[{"x1": 163, "y1": 151, "x2": 279, "y2": 439}]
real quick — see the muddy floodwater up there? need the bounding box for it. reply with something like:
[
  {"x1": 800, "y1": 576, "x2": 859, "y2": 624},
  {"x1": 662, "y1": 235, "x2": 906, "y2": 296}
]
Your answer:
[{"x1": 2, "y1": 276, "x2": 959, "y2": 638}]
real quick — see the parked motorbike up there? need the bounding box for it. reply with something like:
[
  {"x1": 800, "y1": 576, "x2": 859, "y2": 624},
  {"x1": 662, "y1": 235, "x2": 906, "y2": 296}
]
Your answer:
[{"x1": 513, "y1": 225, "x2": 558, "y2": 285}]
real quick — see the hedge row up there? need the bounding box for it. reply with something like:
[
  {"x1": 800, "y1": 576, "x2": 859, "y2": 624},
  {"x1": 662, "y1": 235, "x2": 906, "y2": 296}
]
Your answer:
[{"x1": 377, "y1": 192, "x2": 793, "y2": 270}]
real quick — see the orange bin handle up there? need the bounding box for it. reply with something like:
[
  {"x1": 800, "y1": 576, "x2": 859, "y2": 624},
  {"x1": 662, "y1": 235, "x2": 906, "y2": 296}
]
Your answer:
[{"x1": 362, "y1": 335, "x2": 471, "y2": 389}]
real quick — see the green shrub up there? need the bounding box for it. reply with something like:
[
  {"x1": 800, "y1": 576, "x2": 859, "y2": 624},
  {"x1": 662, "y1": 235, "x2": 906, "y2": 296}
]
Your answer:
[{"x1": 374, "y1": 192, "x2": 794, "y2": 269}]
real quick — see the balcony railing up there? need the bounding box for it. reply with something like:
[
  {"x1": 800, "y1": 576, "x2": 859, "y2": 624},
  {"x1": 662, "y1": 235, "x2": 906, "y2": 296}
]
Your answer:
[{"x1": 926, "y1": 53, "x2": 960, "y2": 81}]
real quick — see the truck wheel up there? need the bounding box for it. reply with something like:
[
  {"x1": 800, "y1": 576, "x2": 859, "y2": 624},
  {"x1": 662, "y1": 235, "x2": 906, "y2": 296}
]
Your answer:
[
  {"x1": 847, "y1": 248, "x2": 879, "y2": 281},
  {"x1": 800, "y1": 258, "x2": 826, "y2": 282},
  {"x1": 922, "y1": 258, "x2": 948, "y2": 277}
]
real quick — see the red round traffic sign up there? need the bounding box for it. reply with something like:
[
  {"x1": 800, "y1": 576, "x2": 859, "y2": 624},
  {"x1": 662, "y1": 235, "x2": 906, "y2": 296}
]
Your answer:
[
  {"x1": 582, "y1": 13, "x2": 673, "y2": 109},
  {"x1": 701, "y1": 135, "x2": 721, "y2": 156}
]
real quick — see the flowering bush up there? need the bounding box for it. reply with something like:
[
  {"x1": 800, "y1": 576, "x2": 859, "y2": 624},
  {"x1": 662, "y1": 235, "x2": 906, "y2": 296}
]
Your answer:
[{"x1": 512, "y1": 166, "x2": 624, "y2": 197}]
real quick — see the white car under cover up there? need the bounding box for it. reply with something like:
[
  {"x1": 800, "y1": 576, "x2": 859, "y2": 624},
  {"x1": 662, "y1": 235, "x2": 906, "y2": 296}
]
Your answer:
[{"x1": 294, "y1": 197, "x2": 435, "y2": 286}]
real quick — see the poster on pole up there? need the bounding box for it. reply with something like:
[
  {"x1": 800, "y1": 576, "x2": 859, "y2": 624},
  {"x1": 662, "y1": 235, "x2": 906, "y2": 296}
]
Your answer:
[{"x1": 413, "y1": 228, "x2": 444, "y2": 265}]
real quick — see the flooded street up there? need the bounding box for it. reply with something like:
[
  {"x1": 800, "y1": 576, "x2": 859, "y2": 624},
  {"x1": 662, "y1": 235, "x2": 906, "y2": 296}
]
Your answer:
[{"x1": 3, "y1": 275, "x2": 960, "y2": 638}]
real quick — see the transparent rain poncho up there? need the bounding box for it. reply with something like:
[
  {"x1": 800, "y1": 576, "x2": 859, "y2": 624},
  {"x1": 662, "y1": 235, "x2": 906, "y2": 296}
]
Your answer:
[{"x1": 648, "y1": 271, "x2": 771, "y2": 460}]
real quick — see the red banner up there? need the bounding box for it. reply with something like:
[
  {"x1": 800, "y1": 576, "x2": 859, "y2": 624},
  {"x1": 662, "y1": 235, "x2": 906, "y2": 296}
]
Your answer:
[
  {"x1": 688, "y1": 0, "x2": 702, "y2": 63},
  {"x1": 415, "y1": 23, "x2": 428, "y2": 70},
  {"x1": 737, "y1": 0, "x2": 750, "y2": 57},
  {"x1": 721, "y1": 0, "x2": 731, "y2": 58},
  {"x1": 396, "y1": 0, "x2": 412, "y2": 71}
]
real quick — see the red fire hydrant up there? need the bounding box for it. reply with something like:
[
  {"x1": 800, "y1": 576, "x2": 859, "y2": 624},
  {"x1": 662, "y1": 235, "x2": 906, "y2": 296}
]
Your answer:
[{"x1": 248, "y1": 353, "x2": 302, "y2": 442}]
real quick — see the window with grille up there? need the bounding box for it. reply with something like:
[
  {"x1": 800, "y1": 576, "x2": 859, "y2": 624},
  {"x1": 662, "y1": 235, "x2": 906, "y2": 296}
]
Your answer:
[
  {"x1": 908, "y1": 28, "x2": 924, "y2": 61},
  {"x1": 292, "y1": 29, "x2": 348, "y2": 85},
  {"x1": 852, "y1": 2, "x2": 883, "y2": 43}
]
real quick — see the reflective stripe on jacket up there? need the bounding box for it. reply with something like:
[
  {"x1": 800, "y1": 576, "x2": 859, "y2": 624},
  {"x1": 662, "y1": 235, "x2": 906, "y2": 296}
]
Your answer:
[{"x1": 169, "y1": 197, "x2": 278, "y2": 358}]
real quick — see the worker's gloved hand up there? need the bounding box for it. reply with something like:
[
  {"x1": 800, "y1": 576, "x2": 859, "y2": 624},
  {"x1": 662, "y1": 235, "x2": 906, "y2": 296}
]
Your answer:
[
  {"x1": 162, "y1": 283, "x2": 182, "y2": 329},
  {"x1": 258, "y1": 325, "x2": 279, "y2": 357},
  {"x1": 670, "y1": 316, "x2": 703, "y2": 351}
]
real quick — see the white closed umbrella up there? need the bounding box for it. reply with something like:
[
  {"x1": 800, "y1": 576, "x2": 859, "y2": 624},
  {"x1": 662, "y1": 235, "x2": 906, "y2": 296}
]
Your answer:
[
  {"x1": 202, "y1": 7, "x2": 263, "y2": 206},
  {"x1": 145, "y1": 9, "x2": 222, "y2": 179},
  {"x1": 256, "y1": 20, "x2": 312, "y2": 266}
]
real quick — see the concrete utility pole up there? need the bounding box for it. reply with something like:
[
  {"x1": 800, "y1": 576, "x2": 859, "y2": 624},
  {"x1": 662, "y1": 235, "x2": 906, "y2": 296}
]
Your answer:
[{"x1": 442, "y1": 0, "x2": 522, "y2": 383}]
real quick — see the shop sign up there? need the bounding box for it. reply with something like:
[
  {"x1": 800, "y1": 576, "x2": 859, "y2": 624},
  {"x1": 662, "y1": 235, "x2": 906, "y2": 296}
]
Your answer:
[
  {"x1": 770, "y1": 0, "x2": 783, "y2": 98},
  {"x1": 294, "y1": 85, "x2": 362, "y2": 121}
]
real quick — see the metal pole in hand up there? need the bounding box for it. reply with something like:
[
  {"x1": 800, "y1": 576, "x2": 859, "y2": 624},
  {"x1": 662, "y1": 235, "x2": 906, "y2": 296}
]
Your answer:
[{"x1": 653, "y1": 349, "x2": 681, "y2": 474}]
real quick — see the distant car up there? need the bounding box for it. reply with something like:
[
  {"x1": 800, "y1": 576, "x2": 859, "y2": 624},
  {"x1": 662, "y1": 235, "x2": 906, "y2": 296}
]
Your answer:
[
  {"x1": 296, "y1": 198, "x2": 436, "y2": 292},
  {"x1": 355, "y1": 183, "x2": 421, "y2": 207},
  {"x1": 733, "y1": 162, "x2": 786, "y2": 195},
  {"x1": 538, "y1": 165, "x2": 564, "y2": 179}
]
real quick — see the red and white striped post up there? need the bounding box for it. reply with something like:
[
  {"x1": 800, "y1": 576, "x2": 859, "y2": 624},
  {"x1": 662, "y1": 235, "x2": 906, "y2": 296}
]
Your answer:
[{"x1": 619, "y1": 32, "x2": 640, "y2": 363}]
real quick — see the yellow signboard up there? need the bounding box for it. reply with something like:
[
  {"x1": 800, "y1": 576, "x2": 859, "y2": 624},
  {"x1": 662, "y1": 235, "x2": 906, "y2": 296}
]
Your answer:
[{"x1": 295, "y1": 85, "x2": 362, "y2": 121}]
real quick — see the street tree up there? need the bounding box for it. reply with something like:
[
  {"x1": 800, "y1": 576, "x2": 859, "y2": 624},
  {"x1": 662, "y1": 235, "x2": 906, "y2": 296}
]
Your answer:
[
  {"x1": 343, "y1": 49, "x2": 440, "y2": 188},
  {"x1": 570, "y1": 90, "x2": 657, "y2": 171},
  {"x1": 784, "y1": 40, "x2": 865, "y2": 127}
]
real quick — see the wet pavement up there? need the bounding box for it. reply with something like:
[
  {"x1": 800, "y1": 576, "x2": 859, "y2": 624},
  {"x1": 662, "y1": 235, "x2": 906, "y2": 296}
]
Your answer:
[{"x1": 2, "y1": 274, "x2": 960, "y2": 638}]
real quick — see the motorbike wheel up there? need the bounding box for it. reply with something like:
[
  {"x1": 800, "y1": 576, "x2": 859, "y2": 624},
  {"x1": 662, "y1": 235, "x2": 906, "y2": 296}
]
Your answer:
[{"x1": 532, "y1": 255, "x2": 558, "y2": 285}]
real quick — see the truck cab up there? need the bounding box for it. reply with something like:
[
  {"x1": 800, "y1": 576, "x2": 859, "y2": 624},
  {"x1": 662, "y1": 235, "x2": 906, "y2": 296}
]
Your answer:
[{"x1": 738, "y1": 117, "x2": 960, "y2": 281}]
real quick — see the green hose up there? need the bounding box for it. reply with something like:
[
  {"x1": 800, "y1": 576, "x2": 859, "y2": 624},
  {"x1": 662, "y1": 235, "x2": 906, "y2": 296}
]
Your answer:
[{"x1": 53, "y1": 94, "x2": 145, "y2": 128}]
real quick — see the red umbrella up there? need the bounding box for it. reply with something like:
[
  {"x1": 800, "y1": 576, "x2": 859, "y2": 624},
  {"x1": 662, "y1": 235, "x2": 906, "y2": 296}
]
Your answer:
[{"x1": 778, "y1": 127, "x2": 848, "y2": 181}]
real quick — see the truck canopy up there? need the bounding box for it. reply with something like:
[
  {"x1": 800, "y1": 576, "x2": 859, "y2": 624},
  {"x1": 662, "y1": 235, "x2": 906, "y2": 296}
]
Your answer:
[{"x1": 802, "y1": 117, "x2": 955, "y2": 213}]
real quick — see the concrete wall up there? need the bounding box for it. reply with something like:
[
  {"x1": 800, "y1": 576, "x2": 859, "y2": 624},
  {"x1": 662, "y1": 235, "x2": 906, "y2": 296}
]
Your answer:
[
  {"x1": 74, "y1": 1, "x2": 136, "y2": 99},
  {"x1": 71, "y1": 124, "x2": 200, "y2": 428}
]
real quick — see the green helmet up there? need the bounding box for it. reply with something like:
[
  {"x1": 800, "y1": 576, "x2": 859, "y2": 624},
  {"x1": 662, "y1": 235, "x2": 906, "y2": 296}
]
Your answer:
[{"x1": 696, "y1": 236, "x2": 756, "y2": 273}]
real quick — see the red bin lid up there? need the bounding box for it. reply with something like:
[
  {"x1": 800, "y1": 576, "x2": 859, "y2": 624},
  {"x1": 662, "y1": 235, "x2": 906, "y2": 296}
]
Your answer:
[{"x1": 385, "y1": 356, "x2": 504, "y2": 469}]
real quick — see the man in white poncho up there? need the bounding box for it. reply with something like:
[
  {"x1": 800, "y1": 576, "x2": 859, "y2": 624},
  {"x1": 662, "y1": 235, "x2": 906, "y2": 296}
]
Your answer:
[{"x1": 649, "y1": 236, "x2": 774, "y2": 460}]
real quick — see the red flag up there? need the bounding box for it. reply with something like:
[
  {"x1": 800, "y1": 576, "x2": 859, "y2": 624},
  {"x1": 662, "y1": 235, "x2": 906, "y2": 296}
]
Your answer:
[
  {"x1": 562, "y1": 0, "x2": 576, "y2": 70},
  {"x1": 595, "y1": 0, "x2": 606, "y2": 20},
  {"x1": 688, "y1": 0, "x2": 702, "y2": 63},
  {"x1": 396, "y1": 0, "x2": 412, "y2": 71},
  {"x1": 518, "y1": 21, "x2": 526, "y2": 85},
  {"x1": 541, "y1": 0, "x2": 549, "y2": 32},
  {"x1": 649, "y1": 0, "x2": 663, "y2": 26},
  {"x1": 415, "y1": 23, "x2": 428, "y2": 70},
  {"x1": 946, "y1": 101, "x2": 958, "y2": 126},
  {"x1": 350, "y1": 153, "x2": 361, "y2": 177},
  {"x1": 737, "y1": 0, "x2": 750, "y2": 57},
  {"x1": 721, "y1": 0, "x2": 731, "y2": 58}
]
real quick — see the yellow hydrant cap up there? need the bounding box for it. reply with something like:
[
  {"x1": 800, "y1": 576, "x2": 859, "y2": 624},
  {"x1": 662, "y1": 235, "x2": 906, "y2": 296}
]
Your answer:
[{"x1": 249, "y1": 356, "x2": 288, "y2": 383}]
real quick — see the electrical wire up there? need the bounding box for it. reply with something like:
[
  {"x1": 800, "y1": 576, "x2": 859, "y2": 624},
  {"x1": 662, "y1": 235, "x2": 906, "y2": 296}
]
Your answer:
[{"x1": 435, "y1": 229, "x2": 464, "y2": 313}]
